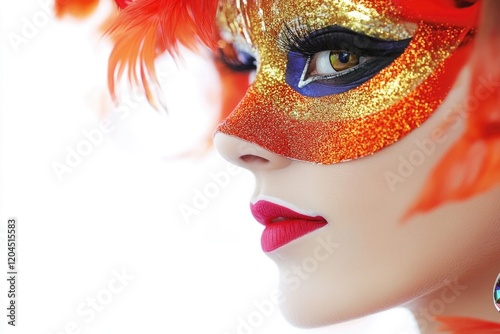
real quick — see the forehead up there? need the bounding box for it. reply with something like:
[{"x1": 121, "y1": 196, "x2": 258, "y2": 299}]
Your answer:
[{"x1": 217, "y1": 0, "x2": 412, "y2": 47}]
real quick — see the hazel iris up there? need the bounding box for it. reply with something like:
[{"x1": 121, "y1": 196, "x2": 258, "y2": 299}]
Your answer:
[{"x1": 330, "y1": 52, "x2": 359, "y2": 71}]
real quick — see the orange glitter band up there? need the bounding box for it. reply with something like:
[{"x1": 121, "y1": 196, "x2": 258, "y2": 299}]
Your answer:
[{"x1": 217, "y1": 21, "x2": 473, "y2": 163}]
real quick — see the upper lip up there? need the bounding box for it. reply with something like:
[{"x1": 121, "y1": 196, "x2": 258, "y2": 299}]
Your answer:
[{"x1": 250, "y1": 200, "x2": 327, "y2": 225}]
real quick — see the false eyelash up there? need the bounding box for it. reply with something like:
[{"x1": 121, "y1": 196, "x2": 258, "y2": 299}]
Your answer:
[
  {"x1": 278, "y1": 20, "x2": 412, "y2": 58},
  {"x1": 278, "y1": 20, "x2": 316, "y2": 55},
  {"x1": 278, "y1": 20, "x2": 364, "y2": 56}
]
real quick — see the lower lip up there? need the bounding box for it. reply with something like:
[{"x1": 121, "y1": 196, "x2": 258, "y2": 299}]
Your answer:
[{"x1": 261, "y1": 219, "x2": 327, "y2": 252}]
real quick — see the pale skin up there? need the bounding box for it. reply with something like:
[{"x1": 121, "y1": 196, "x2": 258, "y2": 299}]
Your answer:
[{"x1": 214, "y1": 22, "x2": 500, "y2": 334}]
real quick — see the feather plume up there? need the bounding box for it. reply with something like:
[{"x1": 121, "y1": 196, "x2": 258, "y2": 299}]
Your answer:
[
  {"x1": 106, "y1": 0, "x2": 218, "y2": 109},
  {"x1": 404, "y1": 0, "x2": 500, "y2": 220},
  {"x1": 114, "y1": 0, "x2": 133, "y2": 9}
]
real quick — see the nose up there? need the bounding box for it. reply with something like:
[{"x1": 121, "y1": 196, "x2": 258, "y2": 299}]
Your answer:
[{"x1": 214, "y1": 132, "x2": 292, "y2": 171}]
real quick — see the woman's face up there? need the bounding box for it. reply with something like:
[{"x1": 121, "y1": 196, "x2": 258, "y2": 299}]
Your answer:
[{"x1": 214, "y1": 0, "x2": 500, "y2": 327}]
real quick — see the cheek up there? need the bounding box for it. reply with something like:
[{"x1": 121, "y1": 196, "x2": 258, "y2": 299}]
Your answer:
[
  {"x1": 272, "y1": 68, "x2": 500, "y2": 326},
  {"x1": 334, "y1": 67, "x2": 472, "y2": 225}
]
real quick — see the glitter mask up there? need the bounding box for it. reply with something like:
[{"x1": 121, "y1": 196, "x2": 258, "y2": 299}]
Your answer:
[{"x1": 215, "y1": 0, "x2": 474, "y2": 164}]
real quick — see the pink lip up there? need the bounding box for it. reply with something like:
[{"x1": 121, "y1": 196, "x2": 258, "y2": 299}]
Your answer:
[{"x1": 250, "y1": 200, "x2": 328, "y2": 252}]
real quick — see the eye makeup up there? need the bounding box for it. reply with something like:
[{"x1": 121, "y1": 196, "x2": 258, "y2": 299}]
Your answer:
[{"x1": 278, "y1": 23, "x2": 411, "y2": 97}]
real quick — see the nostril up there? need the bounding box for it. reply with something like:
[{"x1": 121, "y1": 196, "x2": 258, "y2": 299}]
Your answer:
[
  {"x1": 214, "y1": 133, "x2": 291, "y2": 170},
  {"x1": 240, "y1": 154, "x2": 269, "y2": 164}
]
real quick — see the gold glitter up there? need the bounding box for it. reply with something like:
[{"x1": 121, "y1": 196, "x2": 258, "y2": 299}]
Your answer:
[
  {"x1": 294, "y1": 25, "x2": 459, "y2": 121},
  {"x1": 215, "y1": 0, "x2": 473, "y2": 164},
  {"x1": 217, "y1": 0, "x2": 442, "y2": 122},
  {"x1": 218, "y1": 0, "x2": 414, "y2": 44}
]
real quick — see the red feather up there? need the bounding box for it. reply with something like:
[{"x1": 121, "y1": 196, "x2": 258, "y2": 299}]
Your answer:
[
  {"x1": 55, "y1": 0, "x2": 100, "y2": 18},
  {"x1": 436, "y1": 316, "x2": 500, "y2": 333},
  {"x1": 105, "y1": 0, "x2": 218, "y2": 109},
  {"x1": 404, "y1": 0, "x2": 500, "y2": 220},
  {"x1": 114, "y1": 0, "x2": 133, "y2": 9}
]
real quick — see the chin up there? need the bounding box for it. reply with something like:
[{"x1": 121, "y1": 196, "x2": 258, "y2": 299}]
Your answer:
[
  {"x1": 275, "y1": 273, "x2": 378, "y2": 328},
  {"x1": 277, "y1": 290, "x2": 371, "y2": 328},
  {"x1": 277, "y1": 282, "x2": 411, "y2": 329},
  {"x1": 272, "y1": 248, "x2": 420, "y2": 329}
]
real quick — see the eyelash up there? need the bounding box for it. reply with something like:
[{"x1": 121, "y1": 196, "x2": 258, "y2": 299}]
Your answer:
[
  {"x1": 278, "y1": 22, "x2": 357, "y2": 56},
  {"x1": 278, "y1": 22, "x2": 318, "y2": 55},
  {"x1": 278, "y1": 21, "x2": 406, "y2": 59}
]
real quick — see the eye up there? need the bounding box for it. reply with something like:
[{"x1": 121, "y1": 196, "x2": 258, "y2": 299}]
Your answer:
[
  {"x1": 216, "y1": 40, "x2": 257, "y2": 72},
  {"x1": 310, "y1": 51, "x2": 362, "y2": 76},
  {"x1": 279, "y1": 24, "x2": 412, "y2": 97}
]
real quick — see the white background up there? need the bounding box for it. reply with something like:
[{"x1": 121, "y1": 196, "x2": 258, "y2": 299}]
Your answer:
[{"x1": 0, "y1": 1, "x2": 418, "y2": 333}]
